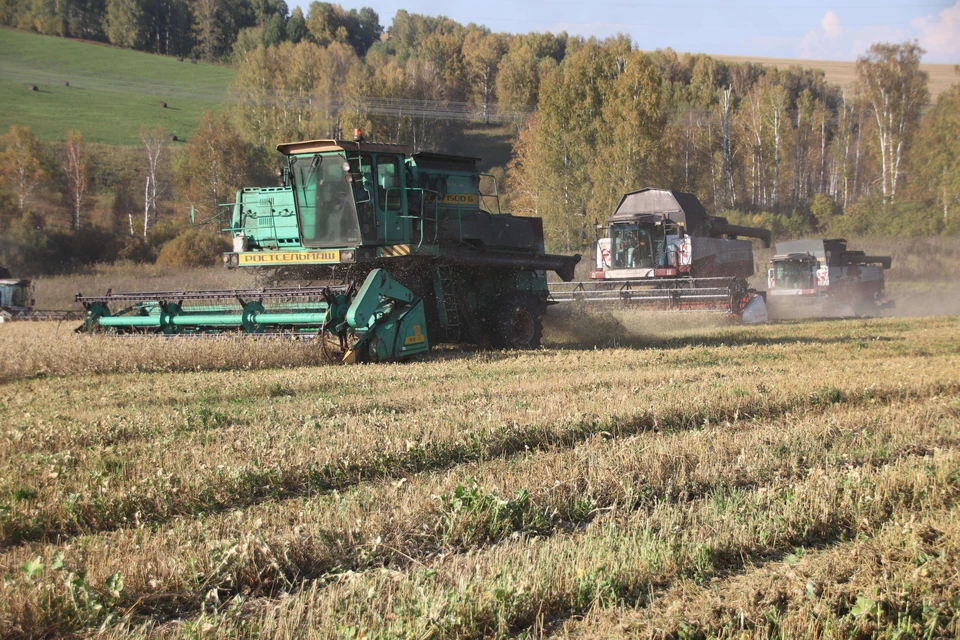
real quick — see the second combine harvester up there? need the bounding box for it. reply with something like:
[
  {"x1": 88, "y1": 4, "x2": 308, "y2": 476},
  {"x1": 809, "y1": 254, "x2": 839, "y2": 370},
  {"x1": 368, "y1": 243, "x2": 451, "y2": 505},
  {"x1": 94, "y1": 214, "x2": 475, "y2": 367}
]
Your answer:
[
  {"x1": 77, "y1": 133, "x2": 579, "y2": 363},
  {"x1": 550, "y1": 188, "x2": 772, "y2": 323}
]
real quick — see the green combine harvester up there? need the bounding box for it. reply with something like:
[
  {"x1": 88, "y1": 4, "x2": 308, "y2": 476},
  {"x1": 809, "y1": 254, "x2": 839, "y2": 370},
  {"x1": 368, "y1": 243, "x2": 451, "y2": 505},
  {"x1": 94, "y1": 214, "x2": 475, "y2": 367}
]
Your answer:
[{"x1": 77, "y1": 133, "x2": 580, "y2": 363}]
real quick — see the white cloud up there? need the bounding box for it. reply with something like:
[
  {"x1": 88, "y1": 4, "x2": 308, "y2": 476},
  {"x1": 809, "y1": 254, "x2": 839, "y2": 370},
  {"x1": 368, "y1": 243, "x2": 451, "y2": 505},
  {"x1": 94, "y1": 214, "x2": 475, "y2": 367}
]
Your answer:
[
  {"x1": 798, "y1": 11, "x2": 846, "y2": 59},
  {"x1": 821, "y1": 11, "x2": 842, "y2": 39},
  {"x1": 798, "y1": 10, "x2": 909, "y2": 61},
  {"x1": 912, "y1": 1, "x2": 960, "y2": 63}
]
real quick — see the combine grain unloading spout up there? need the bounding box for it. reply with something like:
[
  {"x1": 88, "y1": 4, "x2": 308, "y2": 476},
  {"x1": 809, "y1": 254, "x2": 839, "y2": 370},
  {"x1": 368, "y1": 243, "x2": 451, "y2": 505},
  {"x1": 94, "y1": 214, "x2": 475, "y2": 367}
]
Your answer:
[{"x1": 711, "y1": 221, "x2": 772, "y2": 249}]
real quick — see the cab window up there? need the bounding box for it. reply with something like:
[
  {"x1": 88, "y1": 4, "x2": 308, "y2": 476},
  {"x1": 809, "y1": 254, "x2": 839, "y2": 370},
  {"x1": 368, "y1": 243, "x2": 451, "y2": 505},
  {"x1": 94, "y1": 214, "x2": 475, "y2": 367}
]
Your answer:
[
  {"x1": 349, "y1": 154, "x2": 377, "y2": 241},
  {"x1": 376, "y1": 156, "x2": 402, "y2": 211},
  {"x1": 774, "y1": 261, "x2": 817, "y2": 289},
  {"x1": 611, "y1": 224, "x2": 653, "y2": 268}
]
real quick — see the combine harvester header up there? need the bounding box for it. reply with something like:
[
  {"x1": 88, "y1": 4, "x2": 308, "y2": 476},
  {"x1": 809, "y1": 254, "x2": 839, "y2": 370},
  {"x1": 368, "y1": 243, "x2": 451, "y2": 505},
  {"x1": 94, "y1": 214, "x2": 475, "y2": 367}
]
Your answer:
[{"x1": 550, "y1": 188, "x2": 771, "y2": 323}]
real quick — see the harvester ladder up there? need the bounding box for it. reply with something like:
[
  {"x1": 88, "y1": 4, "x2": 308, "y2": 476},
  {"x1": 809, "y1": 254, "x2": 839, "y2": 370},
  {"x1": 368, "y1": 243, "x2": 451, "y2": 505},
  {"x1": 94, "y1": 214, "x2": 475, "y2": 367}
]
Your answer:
[{"x1": 434, "y1": 265, "x2": 461, "y2": 343}]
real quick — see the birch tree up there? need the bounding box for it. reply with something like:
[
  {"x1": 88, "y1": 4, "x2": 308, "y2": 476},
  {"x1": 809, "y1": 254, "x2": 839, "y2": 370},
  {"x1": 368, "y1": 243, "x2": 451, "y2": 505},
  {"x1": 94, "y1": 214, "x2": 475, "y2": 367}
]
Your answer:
[
  {"x1": 855, "y1": 42, "x2": 929, "y2": 201},
  {"x1": 591, "y1": 50, "x2": 667, "y2": 219},
  {"x1": 462, "y1": 29, "x2": 506, "y2": 123},
  {"x1": 718, "y1": 86, "x2": 733, "y2": 208},
  {"x1": 140, "y1": 125, "x2": 166, "y2": 237},
  {"x1": 911, "y1": 83, "x2": 960, "y2": 224},
  {"x1": 62, "y1": 131, "x2": 88, "y2": 230},
  {"x1": 764, "y1": 79, "x2": 789, "y2": 206},
  {"x1": 175, "y1": 111, "x2": 257, "y2": 220},
  {"x1": 0, "y1": 126, "x2": 46, "y2": 213}
]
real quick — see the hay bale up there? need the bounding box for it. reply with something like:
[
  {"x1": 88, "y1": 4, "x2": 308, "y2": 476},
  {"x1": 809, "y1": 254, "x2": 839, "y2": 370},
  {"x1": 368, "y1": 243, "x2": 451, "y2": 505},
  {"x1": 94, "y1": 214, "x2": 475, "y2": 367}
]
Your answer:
[
  {"x1": 169, "y1": 134, "x2": 178, "y2": 142},
  {"x1": 60, "y1": 80, "x2": 69, "y2": 86},
  {"x1": 159, "y1": 101, "x2": 168, "y2": 108},
  {"x1": 176, "y1": 56, "x2": 184, "y2": 62},
  {"x1": 28, "y1": 84, "x2": 38, "y2": 91},
  {"x1": 191, "y1": 58, "x2": 198, "y2": 64}
]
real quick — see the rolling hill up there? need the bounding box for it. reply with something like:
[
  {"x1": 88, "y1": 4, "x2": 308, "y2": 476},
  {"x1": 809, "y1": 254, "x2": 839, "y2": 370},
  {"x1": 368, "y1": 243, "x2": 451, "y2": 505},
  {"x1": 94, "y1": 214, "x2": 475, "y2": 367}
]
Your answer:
[{"x1": 0, "y1": 27, "x2": 235, "y2": 145}]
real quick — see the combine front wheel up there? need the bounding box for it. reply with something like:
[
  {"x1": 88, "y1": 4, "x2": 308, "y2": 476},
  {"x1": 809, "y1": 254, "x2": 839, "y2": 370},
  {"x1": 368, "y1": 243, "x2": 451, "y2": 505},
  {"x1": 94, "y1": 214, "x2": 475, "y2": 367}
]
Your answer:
[{"x1": 318, "y1": 328, "x2": 358, "y2": 364}]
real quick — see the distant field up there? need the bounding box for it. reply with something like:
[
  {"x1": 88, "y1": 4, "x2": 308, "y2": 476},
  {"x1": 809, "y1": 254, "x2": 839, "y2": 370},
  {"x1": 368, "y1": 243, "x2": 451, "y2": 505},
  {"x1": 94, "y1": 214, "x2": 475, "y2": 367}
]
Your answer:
[
  {"x1": 0, "y1": 28, "x2": 235, "y2": 144},
  {"x1": 716, "y1": 53, "x2": 957, "y2": 100}
]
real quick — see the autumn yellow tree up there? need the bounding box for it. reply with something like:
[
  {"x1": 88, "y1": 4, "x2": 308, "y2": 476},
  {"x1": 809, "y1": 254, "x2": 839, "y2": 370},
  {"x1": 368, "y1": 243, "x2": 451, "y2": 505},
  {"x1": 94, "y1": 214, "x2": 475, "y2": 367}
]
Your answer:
[
  {"x1": 175, "y1": 111, "x2": 259, "y2": 221},
  {"x1": 0, "y1": 126, "x2": 47, "y2": 213},
  {"x1": 590, "y1": 50, "x2": 668, "y2": 222},
  {"x1": 61, "y1": 131, "x2": 88, "y2": 230},
  {"x1": 910, "y1": 82, "x2": 960, "y2": 228},
  {"x1": 855, "y1": 41, "x2": 929, "y2": 201},
  {"x1": 462, "y1": 29, "x2": 506, "y2": 122}
]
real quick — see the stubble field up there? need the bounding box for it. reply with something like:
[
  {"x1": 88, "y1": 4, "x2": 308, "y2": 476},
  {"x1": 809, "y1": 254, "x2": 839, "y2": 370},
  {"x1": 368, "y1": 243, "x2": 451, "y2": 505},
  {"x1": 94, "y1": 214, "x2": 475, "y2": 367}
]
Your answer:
[{"x1": 0, "y1": 310, "x2": 959, "y2": 638}]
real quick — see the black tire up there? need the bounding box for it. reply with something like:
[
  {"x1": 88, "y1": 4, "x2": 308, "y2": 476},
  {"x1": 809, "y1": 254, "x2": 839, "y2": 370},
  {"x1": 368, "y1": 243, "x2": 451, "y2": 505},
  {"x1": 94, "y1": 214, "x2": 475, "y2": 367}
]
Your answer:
[{"x1": 492, "y1": 295, "x2": 543, "y2": 350}]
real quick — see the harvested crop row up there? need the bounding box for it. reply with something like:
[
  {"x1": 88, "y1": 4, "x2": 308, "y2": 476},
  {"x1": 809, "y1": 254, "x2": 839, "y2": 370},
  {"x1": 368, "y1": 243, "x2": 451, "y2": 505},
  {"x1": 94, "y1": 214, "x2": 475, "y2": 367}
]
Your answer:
[
  {"x1": 159, "y1": 448, "x2": 960, "y2": 638},
  {"x1": 0, "y1": 323, "x2": 326, "y2": 386},
  {"x1": 556, "y1": 506, "x2": 960, "y2": 638},
  {"x1": 1, "y1": 354, "x2": 955, "y2": 546},
  {"x1": 0, "y1": 315, "x2": 955, "y2": 386},
  {"x1": 2, "y1": 396, "x2": 957, "y2": 636}
]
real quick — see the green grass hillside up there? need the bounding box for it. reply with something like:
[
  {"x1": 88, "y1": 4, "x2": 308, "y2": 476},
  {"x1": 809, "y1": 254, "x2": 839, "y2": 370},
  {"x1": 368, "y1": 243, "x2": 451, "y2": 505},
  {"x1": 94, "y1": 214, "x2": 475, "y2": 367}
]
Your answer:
[{"x1": 0, "y1": 28, "x2": 235, "y2": 145}]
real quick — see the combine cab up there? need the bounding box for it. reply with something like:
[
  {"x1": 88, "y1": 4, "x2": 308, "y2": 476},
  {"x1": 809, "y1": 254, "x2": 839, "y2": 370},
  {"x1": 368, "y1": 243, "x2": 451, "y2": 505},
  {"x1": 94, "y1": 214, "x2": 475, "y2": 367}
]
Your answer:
[
  {"x1": 0, "y1": 275, "x2": 34, "y2": 322},
  {"x1": 77, "y1": 134, "x2": 580, "y2": 362},
  {"x1": 767, "y1": 239, "x2": 892, "y2": 320},
  {"x1": 0, "y1": 268, "x2": 82, "y2": 322},
  {"x1": 550, "y1": 189, "x2": 771, "y2": 323}
]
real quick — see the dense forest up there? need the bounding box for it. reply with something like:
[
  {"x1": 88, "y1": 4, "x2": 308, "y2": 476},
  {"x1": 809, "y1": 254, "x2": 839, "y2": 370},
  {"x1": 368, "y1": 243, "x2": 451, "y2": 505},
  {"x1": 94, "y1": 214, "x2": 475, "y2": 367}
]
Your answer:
[{"x1": 0, "y1": 1, "x2": 958, "y2": 274}]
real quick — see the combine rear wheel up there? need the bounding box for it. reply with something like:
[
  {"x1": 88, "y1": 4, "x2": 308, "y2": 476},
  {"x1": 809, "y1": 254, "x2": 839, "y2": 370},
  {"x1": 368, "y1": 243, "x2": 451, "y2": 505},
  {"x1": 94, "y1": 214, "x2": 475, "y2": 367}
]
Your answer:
[{"x1": 493, "y1": 296, "x2": 543, "y2": 350}]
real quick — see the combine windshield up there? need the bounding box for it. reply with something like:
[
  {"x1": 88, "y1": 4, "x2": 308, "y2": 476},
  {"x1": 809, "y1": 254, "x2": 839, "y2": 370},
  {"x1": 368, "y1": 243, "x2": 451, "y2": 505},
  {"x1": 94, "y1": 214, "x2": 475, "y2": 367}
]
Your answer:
[
  {"x1": 610, "y1": 224, "x2": 654, "y2": 268},
  {"x1": 773, "y1": 260, "x2": 817, "y2": 289},
  {"x1": 291, "y1": 153, "x2": 361, "y2": 248}
]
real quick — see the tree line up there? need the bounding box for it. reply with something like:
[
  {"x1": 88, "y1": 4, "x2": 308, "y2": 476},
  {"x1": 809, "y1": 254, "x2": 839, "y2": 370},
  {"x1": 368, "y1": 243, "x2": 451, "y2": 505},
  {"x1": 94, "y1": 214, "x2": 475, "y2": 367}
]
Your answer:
[
  {"x1": 510, "y1": 40, "x2": 958, "y2": 250},
  {"x1": 0, "y1": 0, "x2": 380, "y2": 60},
  {"x1": 0, "y1": 6, "x2": 958, "y2": 273}
]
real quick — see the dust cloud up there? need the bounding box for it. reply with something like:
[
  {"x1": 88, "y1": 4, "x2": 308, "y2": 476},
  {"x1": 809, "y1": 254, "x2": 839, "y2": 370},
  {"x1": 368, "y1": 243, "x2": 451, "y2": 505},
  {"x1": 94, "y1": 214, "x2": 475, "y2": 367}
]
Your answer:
[
  {"x1": 542, "y1": 304, "x2": 735, "y2": 348},
  {"x1": 884, "y1": 282, "x2": 960, "y2": 318}
]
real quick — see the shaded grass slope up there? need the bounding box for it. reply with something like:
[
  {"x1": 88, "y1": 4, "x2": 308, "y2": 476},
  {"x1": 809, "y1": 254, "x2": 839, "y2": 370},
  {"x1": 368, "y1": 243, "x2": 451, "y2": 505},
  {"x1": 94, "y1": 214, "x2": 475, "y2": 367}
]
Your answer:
[{"x1": 0, "y1": 28, "x2": 235, "y2": 144}]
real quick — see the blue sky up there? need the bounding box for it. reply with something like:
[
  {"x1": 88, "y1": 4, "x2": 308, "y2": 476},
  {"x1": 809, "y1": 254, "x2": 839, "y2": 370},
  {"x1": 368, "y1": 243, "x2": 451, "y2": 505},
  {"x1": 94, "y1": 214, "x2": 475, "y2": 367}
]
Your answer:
[{"x1": 291, "y1": 0, "x2": 960, "y2": 63}]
